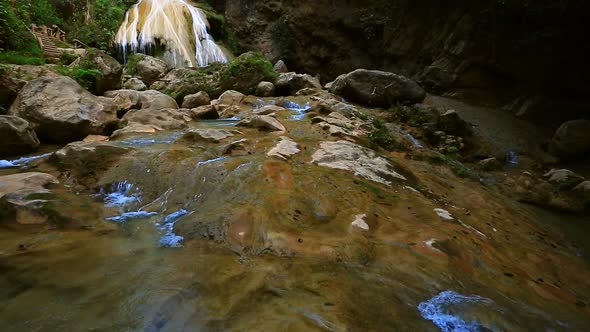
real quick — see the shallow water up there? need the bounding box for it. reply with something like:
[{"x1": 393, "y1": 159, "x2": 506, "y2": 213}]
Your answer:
[{"x1": 1, "y1": 96, "x2": 589, "y2": 331}]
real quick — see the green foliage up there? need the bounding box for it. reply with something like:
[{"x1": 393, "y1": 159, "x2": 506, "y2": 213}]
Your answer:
[
  {"x1": 0, "y1": 0, "x2": 39, "y2": 53},
  {"x1": 124, "y1": 53, "x2": 144, "y2": 76},
  {"x1": 57, "y1": 49, "x2": 103, "y2": 91},
  {"x1": 428, "y1": 152, "x2": 476, "y2": 178},
  {"x1": 390, "y1": 105, "x2": 434, "y2": 127},
  {"x1": 60, "y1": 51, "x2": 78, "y2": 65},
  {"x1": 356, "y1": 180, "x2": 387, "y2": 199},
  {"x1": 367, "y1": 118, "x2": 397, "y2": 151},
  {"x1": 0, "y1": 50, "x2": 45, "y2": 65},
  {"x1": 67, "y1": 0, "x2": 132, "y2": 51},
  {"x1": 219, "y1": 52, "x2": 278, "y2": 93},
  {"x1": 29, "y1": 0, "x2": 63, "y2": 26}
]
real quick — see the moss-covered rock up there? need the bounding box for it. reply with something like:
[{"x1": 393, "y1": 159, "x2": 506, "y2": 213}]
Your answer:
[{"x1": 151, "y1": 52, "x2": 277, "y2": 103}]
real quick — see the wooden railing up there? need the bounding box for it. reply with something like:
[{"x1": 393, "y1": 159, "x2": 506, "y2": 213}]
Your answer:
[{"x1": 31, "y1": 24, "x2": 66, "y2": 42}]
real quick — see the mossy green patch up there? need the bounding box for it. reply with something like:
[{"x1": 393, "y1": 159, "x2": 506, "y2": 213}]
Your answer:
[
  {"x1": 124, "y1": 53, "x2": 144, "y2": 76},
  {"x1": 367, "y1": 118, "x2": 397, "y2": 151}
]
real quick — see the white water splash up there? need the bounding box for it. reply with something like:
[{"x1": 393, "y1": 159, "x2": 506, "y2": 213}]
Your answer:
[
  {"x1": 107, "y1": 211, "x2": 158, "y2": 223},
  {"x1": 115, "y1": 0, "x2": 228, "y2": 67},
  {"x1": 0, "y1": 153, "x2": 52, "y2": 169},
  {"x1": 418, "y1": 291, "x2": 497, "y2": 332},
  {"x1": 157, "y1": 209, "x2": 189, "y2": 247}
]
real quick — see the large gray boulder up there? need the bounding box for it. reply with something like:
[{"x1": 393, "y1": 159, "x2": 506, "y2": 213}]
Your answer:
[
  {"x1": 104, "y1": 89, "x2": 178, "y2": 112},
  {"x1": 0, "y1": 116, "x2": 40, "y2": 157},
  {"x1": 275, "y1": 72, "x2": 322, "y2": 96},
  {"x1": 8, "y1": 77, "x2": 118, "y2": 143},
  {"x1": 182, "y1": 91, "x2": 210, "y2": 109},
  {"x1": 135, "y1": 54, "x2": 169, "y2": 85},
  {"x1": 549, "y1": 119, "x2": 590, "y2": 159},
  {"x1": 328, "y1": 69, "x2": 426, "y2": 107},
  {"x1": 256, "y1": 81, "x2": 275, "y2": 97}
]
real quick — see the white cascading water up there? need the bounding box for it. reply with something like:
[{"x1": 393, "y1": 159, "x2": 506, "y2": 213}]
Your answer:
[{"x1": 115, "y1": 0, "x2": 228, "y2": 67}]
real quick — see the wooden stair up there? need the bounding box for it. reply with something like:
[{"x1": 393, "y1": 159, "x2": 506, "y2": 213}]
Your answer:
[{"x1": 33, "y1": 31, "x2": 62, "y2": 60}]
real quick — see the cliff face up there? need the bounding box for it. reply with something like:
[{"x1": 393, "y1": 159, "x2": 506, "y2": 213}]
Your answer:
[{"x1": 210, "y1": 0, "x2": 590, "y2": 126}]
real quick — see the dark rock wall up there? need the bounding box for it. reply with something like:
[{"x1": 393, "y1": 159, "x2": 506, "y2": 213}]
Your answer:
[{"x1": 211, "y1": 0, "x2": 590, "y2": 126}]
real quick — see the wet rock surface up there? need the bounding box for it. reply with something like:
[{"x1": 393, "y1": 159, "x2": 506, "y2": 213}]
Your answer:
[
  {"x1": 0, "y1": 172, "x2": 59, "y2": 225},
  {"x1": 1, "y1": 92, "x2": 589, "y2": 332}
]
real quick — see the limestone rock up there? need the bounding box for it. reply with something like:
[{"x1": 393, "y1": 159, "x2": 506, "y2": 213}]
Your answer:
[
  {"x1": 237, "y1": 115, "x2": 287, "y2": 132},
  {"x1": 328, "y1": 69, "x2": 426, "y2": 107},
  {"x1": 178, "y1": 129, "x2": 236, "y2": 143},
  {"x1": 50, "y1": 142, "x2": 130, "y2": 188},
  {"x1": 121, "y1": 108, "x2": 191, "y2": 130},
  {"x1": 189, "y1": 105, "x2": 219, "y2": 120},
  {"x1": 182, "y1": 91, "x2": 211, "y2": 108},
  {"x1": 82, "y1": 135, "x2": 109, "y2": 144},
  {"x1": 256, "y1": 81, "x2": 275, "y2": 97},
  {"x1": 123, "y1": 78, "x2": 147, "y2": 91},
  {"x1": 273, "y1": 60, "x2": 289, "y2": 73},
  {"x1": 0, "y1": 116, "x2": 40, "y2": 157},
  {"x1": 267, "y1": 137, "x2": 301, "y2": 160},
  {"x1": 311, "y1": 140, "x2": 407, "y2": 185},
  {"x1": 0, "y1": 172, "x2": 60, "y2": 225},
  {"x1": 135, "y1": 54, "x2": 169, "y2": 84},
  {"x1": 105, "y1": 89, "x2": 179, "y2": 112},
  {"x1": 219, "y1": 90, "x2": 245, "y2": 107},
  {"x1": 110, "y1": 124, "x2": 160, "y2": 139},
  {"x1": 308, "y1": 99, "x2": 360, "y2": 118},
  {"x1": 8, "y1": 77, "x2": 118, "y2": 143},
  {"x1": 275, "y1": 72, "x2": 322, "y2": 96},
  {"x1": 253, "y1": 105, "x2": 286, "y2": 116}
]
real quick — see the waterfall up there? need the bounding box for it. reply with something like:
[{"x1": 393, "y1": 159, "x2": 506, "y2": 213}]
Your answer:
[{"x1": 115, "y1": 0, "x2": 228, "y2": 67}]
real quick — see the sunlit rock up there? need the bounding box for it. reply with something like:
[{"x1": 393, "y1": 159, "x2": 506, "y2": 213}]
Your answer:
[{"x1": 311, "y1": 140, "x2": 407, "y2": 185}]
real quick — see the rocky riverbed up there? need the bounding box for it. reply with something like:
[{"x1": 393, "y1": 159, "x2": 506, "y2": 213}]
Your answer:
[{"x1": 1, "y1": 56, "x2": 589, "y2": 331}]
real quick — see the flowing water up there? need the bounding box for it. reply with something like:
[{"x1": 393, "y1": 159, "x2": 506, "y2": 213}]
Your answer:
[
  {"x1": 1, "y1": 96, "x2": 589, "y2": 331},
  {"x1": 115, "y1": 0, "x2": 228, "y2": 67}
]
